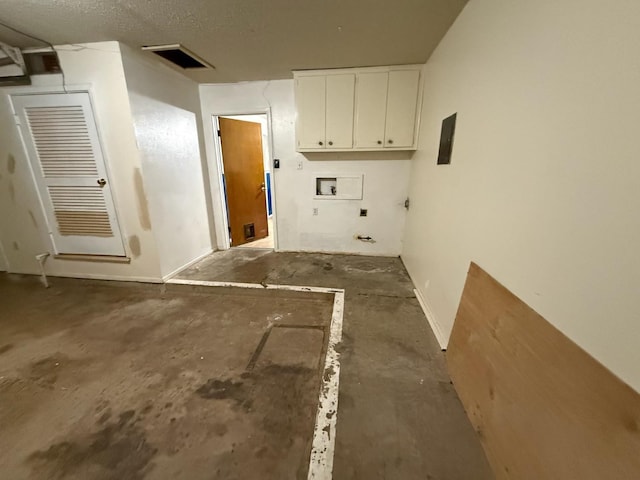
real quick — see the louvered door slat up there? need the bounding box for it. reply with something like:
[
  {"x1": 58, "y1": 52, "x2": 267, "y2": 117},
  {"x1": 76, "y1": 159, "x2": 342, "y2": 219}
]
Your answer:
[
  {"x1": 12, "y1": 92, "x2": 125, "y2": 256},
  {"x1": 26, "y1": 105, "x2": 99, "y2": 178}
]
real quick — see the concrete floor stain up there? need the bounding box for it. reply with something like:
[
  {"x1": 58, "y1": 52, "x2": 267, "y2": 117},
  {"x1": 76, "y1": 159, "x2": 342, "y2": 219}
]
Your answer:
[
  {"x1": 196, "y1": 378, "x2": 246, "y2": 402},
  {"x1": 27, "y1": 410, "x2": 157, "y2": 480},
  {"x1": 28, "y1": 353, "x2": 69, "y2": 386},
  {"x1": 0, "y1": 276, "x2": 333, "y2": 479}
]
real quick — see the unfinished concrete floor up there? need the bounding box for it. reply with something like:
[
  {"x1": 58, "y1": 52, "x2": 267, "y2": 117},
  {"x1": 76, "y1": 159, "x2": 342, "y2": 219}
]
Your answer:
[
  {"x1": 0, "y1": 277, "x2": 333, "y2": 479},
  {"x1": 0, "y1": 250, "x2": 494, "y2": 480}
]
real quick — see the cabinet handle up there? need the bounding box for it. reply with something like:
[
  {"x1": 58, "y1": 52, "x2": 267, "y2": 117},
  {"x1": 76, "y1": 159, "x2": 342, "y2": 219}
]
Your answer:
[
  {"x1": 388, "y1": 139, "x2": 394, "y2": 144},
  {"x1": 328, "y1": 141, "x2": 333, "y2": 146},
  {"x1": 377, "y1": 140, "x2": 382, "y2": 145},
  {"x1": 318, "y1": 141, "x2": 323, "y2": 146}
]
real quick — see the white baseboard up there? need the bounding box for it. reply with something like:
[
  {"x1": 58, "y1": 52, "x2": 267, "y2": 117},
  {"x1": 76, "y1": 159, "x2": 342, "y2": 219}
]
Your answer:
[
  {"x1": 414, "y1": 288, "x2": 448, "y2": 350},
  {"x1": 44, "y1": 272, "x2": 163, "y2": 284},
  {"x1": 276, "y1": 248, "x2": 400, "y2": 257},
  {"x1": 161, "y1": 249, "x2": 214, "y2": 282}
]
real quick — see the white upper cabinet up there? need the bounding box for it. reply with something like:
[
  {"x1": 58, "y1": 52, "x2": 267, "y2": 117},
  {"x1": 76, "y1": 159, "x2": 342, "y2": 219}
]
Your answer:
[
  {"x1": 295, "y1": 73, "x2": 355, "y2": 150},
  {"x1": 296, "y1": 75, "x2": 326, "y2": 149},
  {"x1": 325, "y1": 74, "x2": 355, "y2": 149},
  {"x1": 384, "y1": 70, "x2": 421, "y2": 148},
  {"x1": 354, "y1": 72, "x2": 388, "y2": 148},
  {"x1": 294, "y1": 65, "x2": 422, "y2": 152}
]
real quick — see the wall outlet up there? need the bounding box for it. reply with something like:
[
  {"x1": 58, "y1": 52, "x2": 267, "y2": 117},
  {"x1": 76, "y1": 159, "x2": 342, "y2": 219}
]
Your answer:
[
  {"x1": 297, "y1": 160, "x2": 303, "y2": 170},
  {"x1": 360, "y1": 208, "x2": 368, "y2": 217},
  {"x1": 313, "y1": 207, "x2": 318, "y2": 216}
]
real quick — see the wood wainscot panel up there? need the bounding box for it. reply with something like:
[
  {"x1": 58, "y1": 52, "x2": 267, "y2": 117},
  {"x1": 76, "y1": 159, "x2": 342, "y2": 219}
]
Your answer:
[{"x1": 447, "y1": 262, "x2": 640, "y2": 479}]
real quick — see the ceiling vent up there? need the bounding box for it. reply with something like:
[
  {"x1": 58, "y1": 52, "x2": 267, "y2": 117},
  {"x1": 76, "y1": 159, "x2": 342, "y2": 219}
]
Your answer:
[{"x1": 141, "y1": 44, "x2": 214, "y2": 70}]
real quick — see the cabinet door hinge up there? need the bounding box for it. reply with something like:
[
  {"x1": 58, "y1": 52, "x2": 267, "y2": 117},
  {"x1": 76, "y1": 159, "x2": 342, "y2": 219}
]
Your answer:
[{"x1": 217, "y1": 129, "x2": 221, "y2": 137}]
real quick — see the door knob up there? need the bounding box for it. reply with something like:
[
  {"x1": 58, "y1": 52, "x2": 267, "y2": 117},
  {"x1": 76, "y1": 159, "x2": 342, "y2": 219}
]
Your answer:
[
  {"x1": 260, "y1": 183, "x2": 266, "y2": 192},
  {"x1": 97, "y1": 178, "x2": 106, "y2": 187}
]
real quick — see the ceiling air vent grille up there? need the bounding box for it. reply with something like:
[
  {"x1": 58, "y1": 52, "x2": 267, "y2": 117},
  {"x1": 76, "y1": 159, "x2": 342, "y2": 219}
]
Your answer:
[{"x1": 141, "y1": 44, "x2": 214, "y2": 70}]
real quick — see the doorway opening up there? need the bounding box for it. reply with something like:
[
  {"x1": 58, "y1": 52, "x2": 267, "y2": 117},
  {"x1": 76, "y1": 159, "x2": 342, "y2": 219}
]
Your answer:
[{"x1": 216, "y1": 114, "x2": 275, "y2": 249}]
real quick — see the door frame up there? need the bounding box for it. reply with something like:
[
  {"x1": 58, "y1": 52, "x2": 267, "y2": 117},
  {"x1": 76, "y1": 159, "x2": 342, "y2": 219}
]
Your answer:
[{"x1": 210, "y1": 110, "x2": 278, "y2": 251}]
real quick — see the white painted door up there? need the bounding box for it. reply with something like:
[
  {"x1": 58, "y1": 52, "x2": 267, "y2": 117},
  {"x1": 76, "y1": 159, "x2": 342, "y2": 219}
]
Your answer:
[
  {"x1": 384, "y1": 70, "x2": 421, "y2": 148},
  {"x1": 325, "y1": 74, "x2": 355, "y2": 149},
  {"x1": 295, "y1": 76, "x2": 326, "y2": 149},
  {"x1": 12, "y1": 92, "x2": 125, "y2": 256}
]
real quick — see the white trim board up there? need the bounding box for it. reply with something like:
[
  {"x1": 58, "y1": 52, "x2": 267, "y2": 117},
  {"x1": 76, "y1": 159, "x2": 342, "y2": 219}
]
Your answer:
[
  {"x1": 166, "y1": 278, "x2": 344, "y2": 480},
  {"x1": 43, "y1": 272, "x2": 163, "y2": 284},
  {"x1": 414, "y1": 288, "x2": 448, "y2": 350}
]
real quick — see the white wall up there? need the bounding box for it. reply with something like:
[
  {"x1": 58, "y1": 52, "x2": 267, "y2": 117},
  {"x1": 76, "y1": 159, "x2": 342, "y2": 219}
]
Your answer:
[
  {"x1": 0, "y1": 235, "x2": 7, "y2": 271},
  {"x1": 0, "y1": 41, "x2": 163, "y2": 282},
  {"x1": 403, "y1": 0, "x2": 640, "y2": 391},
  {"x1": 200, "y1": 81, "x2": 411, "y2": 255},
  {"x1": 121, "y1": 45, "x2": 213, "y2": 279}
]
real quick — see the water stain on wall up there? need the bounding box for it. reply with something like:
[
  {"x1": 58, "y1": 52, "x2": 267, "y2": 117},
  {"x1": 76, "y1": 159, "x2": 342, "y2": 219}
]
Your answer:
[
  {"x1": 7, "y1": 154, "x2": 16, "y2": 174},
  {"x1": 128, "y1": 235, "x2": 141, "y2": 258},
  {"x1": 133, "y1": 169, "x2": 152, "y2": 231},
  {"x1": 28, "y1": 210, "x2": 38, "y2": 228}
]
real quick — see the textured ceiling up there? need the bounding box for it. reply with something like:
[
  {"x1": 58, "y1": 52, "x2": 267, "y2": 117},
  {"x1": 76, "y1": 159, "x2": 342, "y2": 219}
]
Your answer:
[{"x1": 0, "y1": 0, "x2": 468, "y2": 83}]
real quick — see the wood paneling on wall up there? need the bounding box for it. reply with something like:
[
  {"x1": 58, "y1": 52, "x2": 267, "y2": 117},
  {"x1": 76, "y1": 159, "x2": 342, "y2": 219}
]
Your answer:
[{"x1": 448, "y1": 262, "x2": 640, "y2": 479}]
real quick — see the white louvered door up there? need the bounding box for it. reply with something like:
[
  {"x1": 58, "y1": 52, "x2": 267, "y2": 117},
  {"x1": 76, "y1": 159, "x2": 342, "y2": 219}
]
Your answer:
[{"x1": 12, "y1": 93, "x2": 125, "y2": 256}]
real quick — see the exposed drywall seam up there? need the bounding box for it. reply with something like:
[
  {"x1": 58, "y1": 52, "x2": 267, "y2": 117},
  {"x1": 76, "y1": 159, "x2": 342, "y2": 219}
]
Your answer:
[{"x1": 166, "y1": 278, "x2": 344, "y2": 480}]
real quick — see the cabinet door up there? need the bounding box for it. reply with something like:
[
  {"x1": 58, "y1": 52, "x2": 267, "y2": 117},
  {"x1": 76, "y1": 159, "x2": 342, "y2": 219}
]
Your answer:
[
  {"x1": 384, "y1": 70, "x2": 421, "y2": 148},
  {"x1": 325, "y1": 74, "x2": 355, "y2": 149},
  {"x1": 354, "y1": 72, "x2": 388, "y2": 148},
  {"x1": 296, "y1": 76, "x2": 326, "y2": 149}
]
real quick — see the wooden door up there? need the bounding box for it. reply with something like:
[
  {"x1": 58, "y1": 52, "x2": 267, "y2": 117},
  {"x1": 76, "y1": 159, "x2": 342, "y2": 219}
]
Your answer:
[
  {"x1": 385, "y1": 70, "x2": 421, "y2": 148},
  {"x1": 12, "y1": 92, "x2": 125, "y2": 256},
  {"x1": 219, "y1": 117, "x2": 268, "y2": 246},
  {"x1": 295, "y1": 75, "x2": 326, "y2": 149},
  {"x1": 354, "y1": 72, "x2": 388, "y2": 148},
  {"x1": 325, "y1": 74, "x2": 355, "y2": 149}
]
